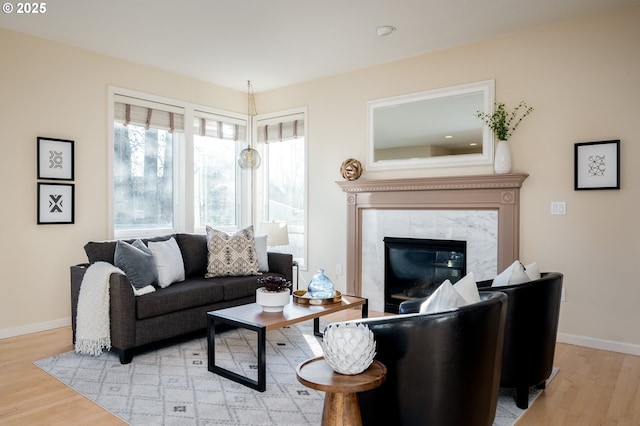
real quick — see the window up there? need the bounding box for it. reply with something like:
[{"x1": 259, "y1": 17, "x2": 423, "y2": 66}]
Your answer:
[
  {"x1": 111, "y1": 89, "x2": 247, "y2": 238},
  {"x1": 193, "y1": 111, "x2": 246, "y2": 231},
  {"x1": 113, "y1": 97, "x2": 185, "y2": 236},
  {"x1": 110, "y1": 89, "x2": 307, "y2": 262},
  {"x1": 258, "y1": 110, "x2": 307, "y2": 267}
]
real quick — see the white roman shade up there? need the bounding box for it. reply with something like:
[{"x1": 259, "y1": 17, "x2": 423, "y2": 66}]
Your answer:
[
  {"x1": 257, "y1": 113, "x2": 305, "y2": 143},
  {"x1": 114, "y1": 95, "x2": 185, "y2": 132},
  {"x1": 193, "y1": 110, "x2": 246, "y2": 141}
]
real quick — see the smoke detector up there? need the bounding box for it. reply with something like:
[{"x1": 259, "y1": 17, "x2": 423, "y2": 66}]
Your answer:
[{"x1": 376, "y1": 26, "x2": 396, "y2": 37}]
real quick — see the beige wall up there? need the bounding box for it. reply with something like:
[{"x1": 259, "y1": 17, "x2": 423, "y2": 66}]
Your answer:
[
  {"x1": 258, "y1": 6, "x2": 640, "y2": 351},
  {"x1": 1, "y1": 5, "x2": 639, "y2": 351},
  {"x1": 0, "y1": 29, "x2": 244, "y2": 335}
]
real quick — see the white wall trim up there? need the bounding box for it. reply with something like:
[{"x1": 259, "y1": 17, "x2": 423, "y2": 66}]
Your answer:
[
  {"x1": 0, "y1": 317, "x2": 71, "y2": 339},
  {"x1": 558, "y1": 332, "x2": 640, "y2": 356}
]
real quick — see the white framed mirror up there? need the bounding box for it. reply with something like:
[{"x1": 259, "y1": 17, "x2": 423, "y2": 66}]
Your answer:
[{"x1": 367, "y1": 79, "x2": 495, "y2": 170}]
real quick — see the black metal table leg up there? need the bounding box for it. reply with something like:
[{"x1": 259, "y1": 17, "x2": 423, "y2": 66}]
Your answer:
[
  {"x1": 313, "y1": 317, "x2": 322, "y2": 337},
  {"x1": 207, "y1": 314, "x2": 267, "y2": 392}
]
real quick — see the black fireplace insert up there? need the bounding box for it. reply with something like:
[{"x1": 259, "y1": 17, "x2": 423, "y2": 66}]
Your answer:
[{"x1": 384, "y1": 237, "x2": 466, "y2": 313}]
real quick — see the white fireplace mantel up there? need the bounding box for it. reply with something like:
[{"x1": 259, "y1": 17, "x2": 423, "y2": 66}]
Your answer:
[{"x1": 337, "y1": 173, "x2": 529, "y2": 296}]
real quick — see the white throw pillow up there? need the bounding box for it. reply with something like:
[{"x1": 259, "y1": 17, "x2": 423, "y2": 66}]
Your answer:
[
  {"x1": 148, "y1": 237, "x2": 185, "y2": 288},
  {"x1": 133, "y1": 285, "x2": 156, "y2": 296},
  {"x1": 492, "y1": 260, "x2": 530, "y2": 287},
  {"x1": 419, "y1": 280, "x2": 468, "y2": 314},
  {"x1": 524, "y1": 261, "x2": 541, "y2": 280},
  {"x1": 453, "y1": 272, "x2": 480, "y2": 304},
  {"x1": 254, "y1": 235, "x2": 269, "y2": 272}
]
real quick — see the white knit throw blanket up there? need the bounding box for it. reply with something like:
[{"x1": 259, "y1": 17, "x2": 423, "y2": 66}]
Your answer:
[{"x1": 75, "y1": 261, "x2": 124, "y2": 356}]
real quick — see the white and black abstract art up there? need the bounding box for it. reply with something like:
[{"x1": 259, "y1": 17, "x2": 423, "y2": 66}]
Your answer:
[
  {"x1": 37, "y1": 137, "x2": 74, "y2": 180},
  {"x1": 574, "y1": 140, "x2": 620, "y2": 190},
  {"x1": 37, "y1": 183, "x2": 74, "y2": 224}
]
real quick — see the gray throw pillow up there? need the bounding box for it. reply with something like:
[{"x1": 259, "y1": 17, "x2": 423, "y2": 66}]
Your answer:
[{"x1": 114, "y1": 239, "x2": 158, "y2": 289}]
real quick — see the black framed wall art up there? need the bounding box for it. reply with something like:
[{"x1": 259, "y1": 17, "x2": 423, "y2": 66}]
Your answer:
[
  {"x1": 574, "y1": 140, "x2": 620, "y2": 190},
  {"x1": 37, "y1": 137, "x2": 74, "y2": 181},
  {"x1": 38, "y1": 183, "x2": 75, "y2": 224}
]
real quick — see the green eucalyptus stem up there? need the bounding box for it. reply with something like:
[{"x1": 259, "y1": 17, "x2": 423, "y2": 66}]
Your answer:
[{"x1": 476, "y1": 101, "x2": 534, "y2": 141}]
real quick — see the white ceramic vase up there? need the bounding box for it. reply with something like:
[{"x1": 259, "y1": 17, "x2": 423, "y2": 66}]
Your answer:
[
  {"x1": 322, "y1": 323, "x2": 376, "y2": 375},
  {"x1": 494, "y1": 140, "x2": 512, "y2": 174},
  {"x1": 255, "y1": 287, "x2": 290, "y2": 312}
]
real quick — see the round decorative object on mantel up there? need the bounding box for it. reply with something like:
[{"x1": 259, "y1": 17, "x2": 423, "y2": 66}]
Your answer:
[
  {"x1": 255, "y1": 287, "x2": 290, "y2": 312},
  {"x1": 322, "y1": 322, "x2": 376, "y2": 375},
  {"x1": 494, "y1": 140, "x2": 512, "y2": 174},
  {"x1": 340, "y1": 158, "x2": 363, "y2": 181}
]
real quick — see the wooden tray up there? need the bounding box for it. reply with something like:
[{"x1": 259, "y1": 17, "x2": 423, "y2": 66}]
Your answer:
[{"x1": 293, "y1": 290, "x2": 342, "y2": 305}]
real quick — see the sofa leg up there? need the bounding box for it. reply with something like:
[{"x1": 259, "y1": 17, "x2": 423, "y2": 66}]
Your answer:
[
  {"x1": 516, "y1": 386, "x2": 529, "y2": 409},
  {"x1": 536, "y1": 381, "x2": 546, "y2": 390},
  {"x1": 119, "y1": 349, "x2": 134, "y2": 364}
]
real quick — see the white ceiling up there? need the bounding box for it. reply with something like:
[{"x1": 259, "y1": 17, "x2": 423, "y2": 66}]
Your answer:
[{"x1": 1, "y1": 0, "x2": 637, "y2": 92}]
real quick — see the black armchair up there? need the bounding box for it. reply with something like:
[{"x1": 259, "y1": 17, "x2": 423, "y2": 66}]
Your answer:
[
  {"x1": 348, "y1": 291, "x2": 507, "y2": 426},
  {"x1": 478, "y1": 272, "x2": 563, "y2": 409}
]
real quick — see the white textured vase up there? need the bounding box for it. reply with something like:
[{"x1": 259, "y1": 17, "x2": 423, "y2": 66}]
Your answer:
[
  {"x1": 255, "y1": 287, "x2": 290, "y2": 312},
  {"x1": 322, "y1": 323, "x2": 376, "y2": 375},
  {"x1": 494, "y1": 140, "x2": 512, "y2": 174}
]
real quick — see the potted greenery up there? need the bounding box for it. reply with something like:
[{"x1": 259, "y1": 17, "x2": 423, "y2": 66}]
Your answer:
[
  {"x1": 476, "y1": 101, "x2": 534, "y2": 173},
  {"x1": 256, "y1": 276, "x2": 292, "y2": 312}
]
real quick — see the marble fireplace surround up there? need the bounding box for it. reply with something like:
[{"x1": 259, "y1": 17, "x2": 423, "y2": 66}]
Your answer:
[{"x1": 336, "y1": 173, "x2": 529, "y2": 301}]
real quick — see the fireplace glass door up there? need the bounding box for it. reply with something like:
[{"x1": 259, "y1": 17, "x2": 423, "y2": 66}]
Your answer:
[{"x1": 384, "y1": 237, "x2": 466, "y2": 313}]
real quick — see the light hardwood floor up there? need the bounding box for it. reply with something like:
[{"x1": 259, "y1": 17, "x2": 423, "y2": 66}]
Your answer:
[{"x1": 1, "y1": 314, "x2": 639, "y2": 425}]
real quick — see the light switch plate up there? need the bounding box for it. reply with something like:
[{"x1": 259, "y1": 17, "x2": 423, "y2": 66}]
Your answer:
[{"x1": 551, "y1": 201, "x2": 566, "y2": 215}]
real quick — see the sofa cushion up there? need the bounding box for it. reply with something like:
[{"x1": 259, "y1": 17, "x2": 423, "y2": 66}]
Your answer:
[
  {"x1": 148, "y1": 237, "x2": 185, "y2": 288},
  {"x1": 221, "y1": 272, "x2": 284, "y2": 301},
  {"x1": 174, "y1": 233, "x2": 208, "y2": 278},
  {"x1": 205, "y1": 226, "x2": 260, "y2": 278},
  {"x1": 85, "y1": 235, "x2": 171, "y2": 264},
  {"x1": 135, "y1": 279, "x2": 225, "y2": 319},
  {"x1": 114, "y1": 239, "x2": 158, "y2": 289}
]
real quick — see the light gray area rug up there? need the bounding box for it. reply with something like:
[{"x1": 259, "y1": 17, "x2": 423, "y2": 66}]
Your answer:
[{"x1": 35, "y1": 322, "x2": 556, "y2": 425}]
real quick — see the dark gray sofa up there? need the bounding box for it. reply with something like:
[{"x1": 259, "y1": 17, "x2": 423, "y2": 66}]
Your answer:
[{"x1": 70, "y1": 233, "x2": 293, "y2": 364}]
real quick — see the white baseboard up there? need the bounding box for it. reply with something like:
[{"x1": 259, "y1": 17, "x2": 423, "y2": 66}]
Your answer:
[
  {"x1": 0, "y1": 317, "x2": 71, "y2": 339},
  {"x1": 557, "y1": 332, "x2": 640, "y2": 356}
]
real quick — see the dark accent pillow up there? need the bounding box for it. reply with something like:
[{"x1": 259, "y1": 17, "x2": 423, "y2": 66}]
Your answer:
[
  {"x1": 84, "y1": 235, "x2": 171, "y2": 264},
  {"x1": 84, "y1": 240, "x2": 118, "y2": 264},
  {"x1": 114, "y1": 239, "x2": 158, "y2": 289},
  {"x1": 174, "y1": 233, "x2": 207, "y2": 278}
]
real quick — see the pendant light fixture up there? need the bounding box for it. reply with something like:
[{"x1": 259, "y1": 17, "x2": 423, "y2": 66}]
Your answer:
[{"x1": 238, "y1": 80, "x2": 261, "y2": 170}]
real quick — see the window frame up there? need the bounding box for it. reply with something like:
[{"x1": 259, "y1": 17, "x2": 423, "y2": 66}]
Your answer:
[
  {"x1": 255, "y1": 107, "x2": 308, "y2": 270},
  {"x1": 108, "y1": 86, "x2": 249, "y2": 239}
]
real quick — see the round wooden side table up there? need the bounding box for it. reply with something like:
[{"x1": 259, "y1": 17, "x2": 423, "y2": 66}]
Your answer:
[{"x1": 296, "y1": 356, "x2": 386, "y2": 426}]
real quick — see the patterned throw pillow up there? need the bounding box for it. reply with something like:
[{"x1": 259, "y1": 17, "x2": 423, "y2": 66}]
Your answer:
[{"x1": 205, "y1": 225, "x2": 260, "y2": 278}]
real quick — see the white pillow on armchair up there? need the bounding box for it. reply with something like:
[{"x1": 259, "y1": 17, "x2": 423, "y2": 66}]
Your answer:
[
  {"x1": 419, "y1": 272, "x2": 480, "y2": 314},
  {"x1": 492, "y1": 260, "x2": 540, "y2": 287}
]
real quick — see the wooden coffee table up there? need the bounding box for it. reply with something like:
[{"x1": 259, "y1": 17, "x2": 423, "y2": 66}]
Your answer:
[{"x1": 207, "y1": 295, "x2": 368, "y2": 392}]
